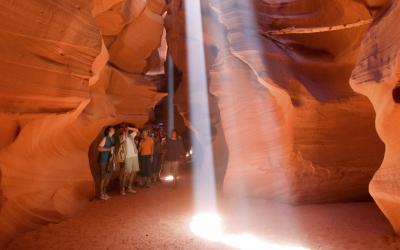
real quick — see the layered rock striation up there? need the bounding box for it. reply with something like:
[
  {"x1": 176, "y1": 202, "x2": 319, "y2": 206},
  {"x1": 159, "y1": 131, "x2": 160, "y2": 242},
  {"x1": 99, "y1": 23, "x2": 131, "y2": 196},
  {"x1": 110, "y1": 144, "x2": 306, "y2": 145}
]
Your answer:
[
  {"x1": 0, "y1": 0, "x2": 166, "y2": 246},
  {"x1": 204, "y1": 0, "x2": 385, "y2": 203},
  {"x1": 1, "y1": 0, "x2": 399, "y2": 246},
  {"x1": 163, "y1": 0, "x2": 386, "y2": 204},
  {"x1": 351, "y1": 0, "x2": 400, "y2": 234}
]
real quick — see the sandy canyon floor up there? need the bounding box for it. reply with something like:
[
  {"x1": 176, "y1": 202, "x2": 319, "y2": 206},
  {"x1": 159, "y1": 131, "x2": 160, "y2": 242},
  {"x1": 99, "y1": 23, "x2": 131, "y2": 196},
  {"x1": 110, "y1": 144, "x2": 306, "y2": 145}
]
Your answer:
[{"x1": 7, "y1": 169, "x2": 400, "y2": 250}]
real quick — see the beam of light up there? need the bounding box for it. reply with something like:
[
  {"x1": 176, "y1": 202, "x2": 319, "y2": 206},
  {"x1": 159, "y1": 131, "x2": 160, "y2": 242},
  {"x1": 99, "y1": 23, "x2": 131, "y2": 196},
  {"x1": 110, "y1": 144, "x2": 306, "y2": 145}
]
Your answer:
[
  {"x1": 167, "y1": 54, "x2": 175, "y2": 135},
  {"x1": 184, "y1": 0, "x2": 218, "y2": 214},
  {"x1": 190, "y1": 212, "x2": 309, "y2": 250},
  {"x1": 190, "y1": 213, "x2": 223, "y2": 241}
]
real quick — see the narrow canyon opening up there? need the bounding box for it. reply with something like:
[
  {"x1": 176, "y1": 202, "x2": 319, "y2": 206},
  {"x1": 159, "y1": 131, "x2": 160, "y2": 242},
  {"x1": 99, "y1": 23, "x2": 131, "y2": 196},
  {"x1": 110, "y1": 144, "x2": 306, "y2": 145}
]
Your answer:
[{"x1": 1, "y1": 0, "x2": 400, "y2": 249}]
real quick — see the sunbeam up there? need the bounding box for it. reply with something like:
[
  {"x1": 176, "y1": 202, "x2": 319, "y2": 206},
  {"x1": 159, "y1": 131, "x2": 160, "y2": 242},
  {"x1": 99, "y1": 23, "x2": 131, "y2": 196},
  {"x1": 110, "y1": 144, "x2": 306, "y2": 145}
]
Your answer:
[
  {"x1": 184, "y1": 0, "x2": 218, "y2": 215},
  {"x1": 190, "y1": 212, "x2": 309, "y2": 250}
]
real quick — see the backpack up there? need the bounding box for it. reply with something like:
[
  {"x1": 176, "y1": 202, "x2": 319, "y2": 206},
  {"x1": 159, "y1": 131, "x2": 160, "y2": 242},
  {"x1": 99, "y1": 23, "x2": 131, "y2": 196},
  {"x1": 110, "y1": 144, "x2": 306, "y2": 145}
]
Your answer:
[{"x1": 117, "y1": 140, "x2": 127, "y2": 163}]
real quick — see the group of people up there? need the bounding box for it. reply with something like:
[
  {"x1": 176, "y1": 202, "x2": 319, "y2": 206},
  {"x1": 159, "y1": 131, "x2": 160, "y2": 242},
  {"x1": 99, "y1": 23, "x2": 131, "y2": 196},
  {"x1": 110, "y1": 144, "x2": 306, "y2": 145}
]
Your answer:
[{"x1": 96, "y1": 124, "x2": 185, "y2": 200}]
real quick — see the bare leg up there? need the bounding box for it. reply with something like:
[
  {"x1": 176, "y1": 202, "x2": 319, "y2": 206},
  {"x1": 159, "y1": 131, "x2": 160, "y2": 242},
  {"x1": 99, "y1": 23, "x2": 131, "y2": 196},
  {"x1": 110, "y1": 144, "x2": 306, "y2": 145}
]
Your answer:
[
  {"x1": 98, "y1": 163, "x2": 107, "y2": 199},
  {"x1": 146, "y1": 176, "x2": 152, "y2": 187},
  {"x1": 127, "y1": 172, "x2": 137, "y2": 193},
  {"x1": 100, "y1": 178, "x2": 106, "y2": 199},
  {"x1": 128, "y1": 172, "x2": 136, "y2": 190},
  {"x1": 104, "y1": 172, "x2": 112, "y2": 199},
  {"x1": 120, "y1": 166, "x2": 127, "y2": 195}
]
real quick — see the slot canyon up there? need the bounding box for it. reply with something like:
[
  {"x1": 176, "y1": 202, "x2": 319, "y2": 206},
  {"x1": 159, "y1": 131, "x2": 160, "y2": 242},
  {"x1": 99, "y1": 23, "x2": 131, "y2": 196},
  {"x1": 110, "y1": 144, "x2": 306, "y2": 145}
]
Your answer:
[{"x1": 0, "y1": 0, "x2": 400, "y2": 249}]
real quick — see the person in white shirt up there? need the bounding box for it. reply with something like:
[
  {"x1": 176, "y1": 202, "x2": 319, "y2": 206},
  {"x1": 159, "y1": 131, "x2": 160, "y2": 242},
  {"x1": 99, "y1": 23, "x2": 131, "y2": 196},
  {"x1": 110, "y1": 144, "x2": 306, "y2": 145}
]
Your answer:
[{"x1": 119, "y1": 127, "x2": 140, "y2": 195}]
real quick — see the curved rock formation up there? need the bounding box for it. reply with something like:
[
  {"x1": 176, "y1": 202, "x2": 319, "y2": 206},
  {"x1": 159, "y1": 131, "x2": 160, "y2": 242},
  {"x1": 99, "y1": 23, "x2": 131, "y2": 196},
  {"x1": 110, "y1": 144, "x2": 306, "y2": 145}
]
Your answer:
[
  {"x1": 0, "y1": 0, "x2": 104, "y2": 243},
  {"x1": 0, "y1": 0, "x2": 166, "y2": 246},
  {"x1": 205, "y1": 0, "x2": 385, "y2": 203},
  {"x1": 351, "y1": 0, "x2": 400, "y2": 234},
  {"x1": 164, "y1": 0, "x2": 385, "y2": 203},
  {"x1": 1, "y1": 0, "x2": 399, "y2": 246}
]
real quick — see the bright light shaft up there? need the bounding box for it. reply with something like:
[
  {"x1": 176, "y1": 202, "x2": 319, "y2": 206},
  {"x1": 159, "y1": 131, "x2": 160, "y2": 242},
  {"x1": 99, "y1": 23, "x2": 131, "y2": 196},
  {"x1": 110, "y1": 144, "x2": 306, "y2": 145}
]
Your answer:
[
  {"x1": 184, "y1": 0, "x2": 218, "y2": 213},
  {"x1": 167, "y1": 55, "x2": 175, "y2": 135},
  {"x1": 190, "y1": 212, "x2": 309, "y2": 250},
  {"x1": 190, "y1": 213, "x2": 223, "y2": 241}
]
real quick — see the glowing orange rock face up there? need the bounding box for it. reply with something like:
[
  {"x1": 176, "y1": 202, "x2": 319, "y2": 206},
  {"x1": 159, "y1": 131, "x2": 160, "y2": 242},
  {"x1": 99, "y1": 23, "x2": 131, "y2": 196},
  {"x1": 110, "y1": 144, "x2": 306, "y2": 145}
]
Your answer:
[
  {"x1": 351, "y1": 0, "x2": 400, "y2": 235},
  {"x1": 0, "y1": 1, "x2": 104, "y2": 245},
  {"x1": 164, "y1": 0, "x2": 387, "y2": 204},
  {"x1": 0, "y1": 0, "x2": 398, "y2": 246},
  {"x1": 0, "y1": 0, "x2": 165, "y2": 246},
  {"x1": 198, "y1": 0, "x2": 386, "y2": 203}
]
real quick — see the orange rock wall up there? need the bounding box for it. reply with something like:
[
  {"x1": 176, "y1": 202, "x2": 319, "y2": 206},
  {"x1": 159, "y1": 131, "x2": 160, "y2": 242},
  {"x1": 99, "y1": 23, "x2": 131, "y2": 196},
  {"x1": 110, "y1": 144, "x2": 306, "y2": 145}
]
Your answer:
[
  {"x1": 163, "y1": 0, "x2": 385, "y2": 203},
  {"x1": 211, "y1": 0, "x2": 386, "y2": 203},
  {"x1": 0, "y1": 0, "x2": 165, "y2": 246},
  {"x1": 351, "y1": 0, "x2": 400, "y2": 234},
  {"x1": 1, "y1": 0, "x2": 399, "y2": 245}
]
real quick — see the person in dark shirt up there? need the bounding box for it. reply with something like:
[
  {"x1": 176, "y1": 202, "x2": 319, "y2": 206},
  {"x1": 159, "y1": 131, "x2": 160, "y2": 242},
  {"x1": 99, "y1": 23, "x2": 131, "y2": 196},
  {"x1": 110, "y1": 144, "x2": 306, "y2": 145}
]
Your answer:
[
  {"x1": 97, "y1": 126, "x2": 115, "y2": 200},
  {"x1": 151, "y1": 129, "x2": 163, "y2": 183},
  {"x1": 163, "y1": 129, "x2": 185, "y2": 182}
]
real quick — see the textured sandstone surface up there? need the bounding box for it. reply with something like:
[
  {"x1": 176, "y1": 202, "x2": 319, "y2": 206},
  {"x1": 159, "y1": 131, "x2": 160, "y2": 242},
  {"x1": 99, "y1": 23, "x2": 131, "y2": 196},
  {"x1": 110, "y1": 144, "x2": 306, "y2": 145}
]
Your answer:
[
  {"x1": 351, "y1": 0, "x2": 400, "y2": 234},
  {"x1": 1, "y1": 0, "x2": 399, "y2": 246},
  {"x1": 204, "y1": 0, "x2": 385, "y2": 203},
  {"x1": 0, "y1": 0, "x2": 165, "y2": 246},
  {"x1": 163, "y1": 0, "x2": 385, "y2": 204}
]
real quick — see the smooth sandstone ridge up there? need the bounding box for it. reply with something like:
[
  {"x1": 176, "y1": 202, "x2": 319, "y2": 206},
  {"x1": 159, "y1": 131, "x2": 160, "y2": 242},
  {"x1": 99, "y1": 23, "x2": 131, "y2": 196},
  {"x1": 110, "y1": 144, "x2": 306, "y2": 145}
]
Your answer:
[
  {"x1": 351, "y1": 0, "x2": 400, "y2": 234},
  {"x1": 212, "y1": 0, "x2": 386, "y2": 203},
  {"x1": 1, "y1": 0, "x2": 400, "y2": 246},
  {"x1": 0, "y1": 0, "x2": 165, "y2": 246},
  {"x1": 165, "y1": 0, "x2": 385, "y2": 203}
]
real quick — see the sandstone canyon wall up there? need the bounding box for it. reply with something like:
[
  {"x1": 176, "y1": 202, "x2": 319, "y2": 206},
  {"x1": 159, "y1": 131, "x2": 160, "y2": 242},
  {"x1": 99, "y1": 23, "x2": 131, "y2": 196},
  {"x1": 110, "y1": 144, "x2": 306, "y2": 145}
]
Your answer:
[
  {"x1": 0, "y1": 0, "x2": 399, "y2": 246},
  {"x1": 351, "y1": 0, "x2": 400, "y2": 234},
  {"x1": 192, "y1": 0, "x2": 385, "y2": 203},
  {"x1": 0, "y1": 0, "x2": 166, "y2": 246},
  {"x1": 164, "y1": 0, "x2": 386, "y2": 204}
]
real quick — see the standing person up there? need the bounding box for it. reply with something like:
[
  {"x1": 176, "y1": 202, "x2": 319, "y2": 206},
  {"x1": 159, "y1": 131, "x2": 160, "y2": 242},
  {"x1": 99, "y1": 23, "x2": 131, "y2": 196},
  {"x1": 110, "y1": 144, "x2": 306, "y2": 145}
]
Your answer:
[
  {"x1": 97, "y1": 126, "x2": 116, "y2": 200},
  {"x1": 163, "y1": 129, "x2": 185, "y2": 183},
  {"x1": 139, "y1": 130, "x2": 154, "y2": 188},
  {"x1": 118, "y1": 127, "x2": 140, "y2": 195},
  {"x1": 152, "y1": 127, "x2": 164, "y2": 183}
]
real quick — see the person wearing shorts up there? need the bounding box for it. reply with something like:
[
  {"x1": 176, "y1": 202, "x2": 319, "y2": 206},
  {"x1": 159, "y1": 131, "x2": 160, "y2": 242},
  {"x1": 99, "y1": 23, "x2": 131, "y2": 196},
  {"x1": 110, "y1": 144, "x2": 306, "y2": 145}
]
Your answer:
[
  {"x1": 119, "y1": 127, "x2": 140, "y2": 195},
  {"x1": 163, "y1": 129, "x2": 184, "y2": 181}
]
